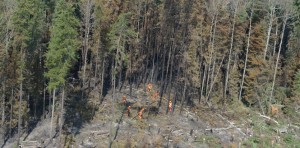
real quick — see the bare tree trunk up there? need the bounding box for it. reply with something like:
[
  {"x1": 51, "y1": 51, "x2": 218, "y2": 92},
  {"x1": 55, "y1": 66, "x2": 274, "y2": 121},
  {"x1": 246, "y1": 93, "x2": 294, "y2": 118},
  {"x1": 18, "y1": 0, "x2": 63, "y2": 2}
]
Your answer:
[
  {"x1": 200, "y1": 65, "x2": 207, "y2": 102},
  {"x1": 165, "y1": 45, "x2": 172, "y2": 90},
  {"x1": 82, "y1": 0, "x2": 93, "y2": 85},
  {"x1": 100, "y1": 58, "x2": 105, "y2": 102},
  {"x1": 50, "y1": 88, "x2": 56, "y2": 139},
  {"x1": 206, "y1": 17, "x2": 216, "y2": 98},
  {"x1": 224, "y1": 1, "x2": 238, "y2": 100},
  {"x1": 270, "y1": 16, "x2": 288, "y2": 101},
  {"x1": 264, "y1": 6, "x2": 275, "y2": 60},
  {"x1": 9, "y1": 89, "x2": 13, "y2": 138},
  {"x1": 59, "y1": 87, "x2": 65, "y2": 144},
  {"x1": 48, "y1": 90, "x2": 51, "y2": 118},
  {"x1": 118, "y1": 64, "x2": 122, "y2": 91},
  {"x1": 17, "y1": 78, "x2": 23, "y2": 145},
  {"x1": 17, "y1": 49, "x2": 24, "y2": 146},
  {"x1": 109, "y1": 50, "x2": 118, "y2": 147},
  {"x1": 272, "y1": 22, "x2": 279, "y2": 58},
  {"x1": 166, "y1": 45, "x2": 174, "y2": 114},
  {"x1": 158, "y1": 45, "x2": 167, "y2": 107},
  {"x1": 209, "y1": 58, "x2": 216, "y2": 97},
  {"x1": 207, "y1": 55, "x2": 225, "y2": 101},
  {"x1": 238, "y1": 4, "x2": 253, "y2": 101},
  {"x1": 150, "y1": 44, "x2": 156, "y2": 82},
  {"x1": 43, "y1": 84, "x2": 46, "y2": 120},
  {"x1": 1, "y1": 81, "x2": 5, "y2": 127},
  {"x1": 130, "y1": 46, "x2": 133, "y2": 96},
  {"x1": 180, "y1": 77, "x2": 187, "y2": 114},
  {"x1": 2, "y1": 12, "x2": 12, "y2": 128}
]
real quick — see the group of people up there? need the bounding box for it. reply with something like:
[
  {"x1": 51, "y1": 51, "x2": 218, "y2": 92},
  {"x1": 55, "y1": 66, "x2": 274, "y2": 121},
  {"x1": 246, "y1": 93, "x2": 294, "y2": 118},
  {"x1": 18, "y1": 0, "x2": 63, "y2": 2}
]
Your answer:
[
  {"x1": 121, "y1": 83, "x2": 172, "y2": 120},
  {"x1": 122, "y1": 96, "x2": 145, "y2": 120}
]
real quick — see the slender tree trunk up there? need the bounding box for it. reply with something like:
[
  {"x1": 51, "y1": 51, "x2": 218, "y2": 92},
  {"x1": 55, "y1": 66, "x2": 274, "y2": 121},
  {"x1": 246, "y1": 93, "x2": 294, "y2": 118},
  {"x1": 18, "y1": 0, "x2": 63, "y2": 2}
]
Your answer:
[
  {"x1": 17, "y1": 78, "x2": 23, "y2": 145},
  {"x1": 180, "y1": 78, "x2": 187, "y2": 115},
  {"x1": 207, "y1": 14, "x2": 218, "y2": 96},
  {"x1": 2, "y1": 13, "x2": 12, "y2": 128},
  {"x1": 224, "y1": 2, "x2": 237, "y2": 100},
  {"x1": 82, "y1": 0, "x2": 92, "y2": 86},
  {"x1": 270, "y1": 16, "x2": 288, "y2": 101},
  {"x1": 164, "y1": 44, "x2": 173, "y2": 92},
  {"x1": 207, "y1": 55, "x2": 225, "y2": 101},
  {"x1": 43, "y1": 84, "x2": 46, "y2": 120},
  {"x1": 205, "y1": 17, "x2": 216, "y2": 98},
  {"x1": 26, "y1": 95, "x2": 29, "y2": 133},
  {"x1": 166, "y1": 45, "x2": 174, "y2": 114},
  {"x1": 59, "y1": 87, "x2": 65, "y2": 144},
  {"x1": 150, "y1": 44, "x2": 156, "y2": 82},
  {"x1": 209, "y1": 58, "x2": 216, "y2": 96},
  {"x1": 130, "y1": 46, "x2": 133, "y2": 96},
  {"x1": 100, "y1": 58, "x2": 105, "y2": 102},
  {"x1": 200, "y1": 65, "x2": 207, "y2": 102},
  {"x1": 17, "y1": 49, "x2": 24, "y2": 146},
  {"x1": 1, "y1": 81, "x2": 5, "y2": 126},
  {"x1": 118, "y1": 65, "x2": 122, "y2": 91},
  {"x1": 264, "y1": 6, "x2": 275, "y2": 60},
  {"x1": 272, "y1": 22, "x2": 279, "y2": 58},
  {"x1": 49, "y1": 90, "x2": 51, "y2": 118},
  {"x1": 238, "y1": 5, "x2": 253, "y2": 101},
  {"x1": 109, "y1": 57, "x2": 117, "y2": 148},
  {"x1": 158, "y1": 45, "x2": 167, "y2": 107},
  {"x1": 50, "y1": 88, "x2": 56, "y2": 139},
  {"x1": 10, "y1": 89, "x2": 13, "y2": 138}
]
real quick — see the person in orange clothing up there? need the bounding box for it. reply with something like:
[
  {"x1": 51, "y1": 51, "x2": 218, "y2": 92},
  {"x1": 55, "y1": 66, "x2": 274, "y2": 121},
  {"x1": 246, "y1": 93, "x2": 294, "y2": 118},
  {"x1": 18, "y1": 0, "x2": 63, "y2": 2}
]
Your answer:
[
  {"x1": 126, "y1": 106, "x2": 131, "y2": 117},
  {"x1": 168, "y1": 100, "x2": 172, "y2": 112},
  {"x1": 152, "y1": 91, "x2": 159, "y2": 101},
  {"x1": 138, "y1": 108, "x2": 145, "y2": 120},
  {"x1": 122, "y1": 96, "x2": 126, "y2": 105},
  {"x1": 147, "y1": 83, "x2": 153, "y2": 92}
]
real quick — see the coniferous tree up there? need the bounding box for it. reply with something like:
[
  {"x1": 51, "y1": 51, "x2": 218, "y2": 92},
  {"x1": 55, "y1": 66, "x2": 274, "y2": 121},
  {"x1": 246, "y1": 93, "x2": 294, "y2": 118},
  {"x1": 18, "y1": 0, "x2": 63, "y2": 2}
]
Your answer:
[
  {"x1": 45, "y1": 0, "x2": 80, "y2": 140},
  {"x1": 108, "y1": 12, "x2": 136, "y2": 147},
  {"x1": 12, "y1": 0, "x2": 44, "y2": 144}
]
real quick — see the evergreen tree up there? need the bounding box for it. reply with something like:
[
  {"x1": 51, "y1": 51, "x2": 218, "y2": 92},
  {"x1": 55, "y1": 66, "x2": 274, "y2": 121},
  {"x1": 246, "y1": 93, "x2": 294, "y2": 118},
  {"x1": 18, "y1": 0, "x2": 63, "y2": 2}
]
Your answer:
[
  {"x1": 11, "y1": 0, "x2": 44, "y2": 144},
  {"x1": 44, "y1": 0, "x2": 80, "y2": 139},
  {"x1": 107, "y1": 12, "x2": 136, "y2": 147}
]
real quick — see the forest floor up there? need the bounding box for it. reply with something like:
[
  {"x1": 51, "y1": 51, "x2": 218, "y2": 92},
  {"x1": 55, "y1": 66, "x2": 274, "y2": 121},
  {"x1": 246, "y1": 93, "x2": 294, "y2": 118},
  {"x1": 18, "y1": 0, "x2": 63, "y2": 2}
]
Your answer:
[{"x1": 1, "y1": 85, "x2": 300, "y2": 148}]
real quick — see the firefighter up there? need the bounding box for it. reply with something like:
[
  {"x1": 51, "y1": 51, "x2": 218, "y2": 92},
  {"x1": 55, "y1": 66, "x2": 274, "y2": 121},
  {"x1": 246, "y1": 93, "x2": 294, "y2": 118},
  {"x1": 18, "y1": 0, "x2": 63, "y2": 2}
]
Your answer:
[
  {"x1": 138, "y1": 108, "x2": 145, "y2": 120},
  {"x1": 126, "y1": 106, "x2": 131, "y2": 117},
  {"x1": 122, "y1": 96, "x2": 126, "y2": 105},
  {"x1": 168, "y1": 100, "x2": 172, "y2": 112}
]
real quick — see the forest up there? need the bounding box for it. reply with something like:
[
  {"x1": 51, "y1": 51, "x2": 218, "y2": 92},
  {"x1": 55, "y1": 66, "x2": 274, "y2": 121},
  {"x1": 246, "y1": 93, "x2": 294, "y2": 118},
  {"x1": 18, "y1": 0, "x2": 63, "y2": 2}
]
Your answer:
[{"x1": 0, "y1": 0, "x2": 300, "y2": 147}]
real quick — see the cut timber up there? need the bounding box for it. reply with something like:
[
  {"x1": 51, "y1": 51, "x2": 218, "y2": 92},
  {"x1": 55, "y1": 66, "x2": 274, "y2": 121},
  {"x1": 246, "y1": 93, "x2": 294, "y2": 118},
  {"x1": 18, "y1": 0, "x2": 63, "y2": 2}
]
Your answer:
[
  {"x1": 205, "y1": 125, "x2": 235, "y2": 132},
  {"x1": 20, "y1": 141, "x2": 41, "y2": 148},
  {"x1": 258, "y1": 113, "x2": 279, "y2": 125},
  {"x1": 217, "y1": 114, "x2": 246, "y2": 136}
]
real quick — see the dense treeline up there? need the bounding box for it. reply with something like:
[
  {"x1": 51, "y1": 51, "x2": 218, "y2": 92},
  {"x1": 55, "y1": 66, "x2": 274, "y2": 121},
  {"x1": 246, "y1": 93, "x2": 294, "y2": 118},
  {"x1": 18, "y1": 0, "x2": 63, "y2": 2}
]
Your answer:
[{"x1": 0, "y1": 0, "x2": 300, "y2": 144}]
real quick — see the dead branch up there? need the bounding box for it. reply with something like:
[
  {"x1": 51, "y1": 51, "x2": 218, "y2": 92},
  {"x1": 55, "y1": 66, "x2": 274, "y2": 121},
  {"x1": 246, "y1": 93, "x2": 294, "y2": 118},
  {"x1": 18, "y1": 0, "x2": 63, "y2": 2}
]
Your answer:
[
  {"x1": 217, "y1": 114, "x2": 246, "y2": 136},
  {"x1": 257, "y1": 113, "x2": 279, "y2": 125},
  {"x1": 205, "y1": 125, "x2": 234, "y2": 131}
]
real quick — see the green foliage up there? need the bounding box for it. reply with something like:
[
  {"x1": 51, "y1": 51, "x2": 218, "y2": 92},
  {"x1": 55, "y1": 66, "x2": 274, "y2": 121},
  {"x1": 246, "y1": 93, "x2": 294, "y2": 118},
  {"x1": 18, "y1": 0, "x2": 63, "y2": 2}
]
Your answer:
[
  {"x1": 12, "y1": 0, "x2": 44, "y2": 49},
  {"x1": 108, "y1": 12, "x2": 136, "y2": 71},
  {"x1": 12, "y1": 0, "x2": 45, "y2": 83},
  {"x1": 283, "y1": 134, "x2": 300, "y2": 147},
  {"x1": 45, "y1": 0, "x2": 80, "y2": 91},
  {"x1": 293, "y1": 70, "x2": 300, "y2": 94},
  {"x1": 293, "y1": 0, "x2": 300, "y2": 38}
]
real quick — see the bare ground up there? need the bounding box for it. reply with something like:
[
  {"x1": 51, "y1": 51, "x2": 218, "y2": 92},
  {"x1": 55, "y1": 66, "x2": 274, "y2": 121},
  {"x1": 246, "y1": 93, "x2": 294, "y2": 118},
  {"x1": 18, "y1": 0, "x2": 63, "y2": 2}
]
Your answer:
[{"x1": 1, "y1": 85, "x2": 300, "y2": 148}]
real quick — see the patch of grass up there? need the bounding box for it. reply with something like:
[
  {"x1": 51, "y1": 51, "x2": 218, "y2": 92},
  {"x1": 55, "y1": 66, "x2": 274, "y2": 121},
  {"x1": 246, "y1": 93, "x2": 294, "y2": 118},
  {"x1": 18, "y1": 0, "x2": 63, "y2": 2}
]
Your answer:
[
  {"x1": 197, "y1": 135, "x2": 221, "y2": 147},
  {"x1": 283, "y1": 134, "x2": 300, "y2": 148},
  {"x1": 242, "y1": 136, "x2": 261, "y2": 148}
]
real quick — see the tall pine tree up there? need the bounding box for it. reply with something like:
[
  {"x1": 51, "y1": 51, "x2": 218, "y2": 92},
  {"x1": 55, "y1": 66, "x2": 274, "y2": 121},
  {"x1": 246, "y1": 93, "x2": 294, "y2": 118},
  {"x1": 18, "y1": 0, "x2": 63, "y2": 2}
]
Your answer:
[
  {"x1": 44, "y1": 0, "x2": 80, "y2": 139},
  {"x1": 12, "y1": 0, "x2": 44, "y2": 144}
]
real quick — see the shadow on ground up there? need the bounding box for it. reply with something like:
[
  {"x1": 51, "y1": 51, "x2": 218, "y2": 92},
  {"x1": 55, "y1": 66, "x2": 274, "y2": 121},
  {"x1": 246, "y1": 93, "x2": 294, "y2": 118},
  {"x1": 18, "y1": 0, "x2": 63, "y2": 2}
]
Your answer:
[{"x1": 64, "y1": 88, "x2": 96, "y2": 136}]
